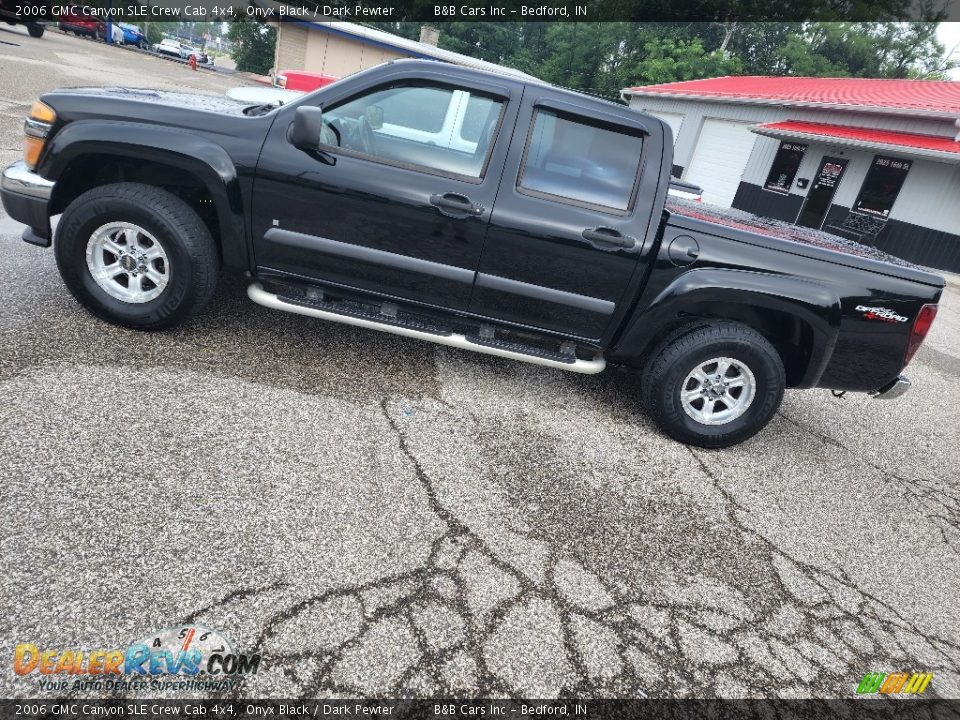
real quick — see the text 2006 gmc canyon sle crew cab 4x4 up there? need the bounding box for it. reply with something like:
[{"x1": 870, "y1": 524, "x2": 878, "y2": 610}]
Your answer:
[{"x1": 1, "y1": 60, "x2": 944, "y2": 447}]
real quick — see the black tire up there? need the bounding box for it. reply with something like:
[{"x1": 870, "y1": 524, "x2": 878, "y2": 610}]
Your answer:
[
  {"x1": 27, "y1": 24, "x2": 45, "y2": 38},
  {"x1": 54, "y1": 183, "x2": 219, "y2": 331},
  {"x1": 641, "y1": 322, "x2": 785, "y2": 448}
]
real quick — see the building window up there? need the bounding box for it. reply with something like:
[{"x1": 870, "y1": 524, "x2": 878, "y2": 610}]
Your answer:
[
  {"x1": 518, "y1": 109, "x2": 644, "y2": 212},
  {"x1": 853, "y1": 155, "x2": 911, "y2": 217},
  {"x1": 764, "y1": 141, "x2": 807, "y2": 193}
]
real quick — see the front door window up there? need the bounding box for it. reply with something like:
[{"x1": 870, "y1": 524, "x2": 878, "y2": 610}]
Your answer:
[{"x1": 322, "y1": 83, "x2": 505, "y2": 179}]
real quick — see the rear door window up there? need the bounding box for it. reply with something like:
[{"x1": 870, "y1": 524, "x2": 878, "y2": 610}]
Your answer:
[{"x1": 518, "y1": 109, "x2": 644, "y2": 212}]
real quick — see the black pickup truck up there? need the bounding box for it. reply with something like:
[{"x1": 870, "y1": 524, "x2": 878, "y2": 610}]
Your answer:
[{"x1": 1, "y1": 60, "x2": 944, "y2": 447}]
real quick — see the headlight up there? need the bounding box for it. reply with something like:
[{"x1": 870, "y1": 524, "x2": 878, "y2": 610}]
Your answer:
[
  {"x1": 24, "y1": 100, "x2": 55, "y2": 170},
  {"x1": 277, "y1": 74, "x2": 287, "y2": 89}
]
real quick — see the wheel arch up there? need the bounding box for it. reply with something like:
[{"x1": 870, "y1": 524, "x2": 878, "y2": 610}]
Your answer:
[
  {"x1": 612, "y1": 268, "x2": 842, "y2": 388},
  {"x1": 43, "y1": 123, "x2": 248, "y2": 270}
]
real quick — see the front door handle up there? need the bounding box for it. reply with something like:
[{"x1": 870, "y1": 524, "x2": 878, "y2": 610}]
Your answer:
[
  {"x1": 582, "y1": 227, "x2": 636, "y2": 250},
  {"x1": 430, "y1": 193, "x2": 484, "y2": 218}
]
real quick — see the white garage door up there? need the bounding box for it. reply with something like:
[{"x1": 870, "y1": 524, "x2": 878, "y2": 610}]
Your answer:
[
  {"x1": 645, "y1": 110, "x2": 684, "y2": 146},
  {"x1": 685, "y1": 119, "x2": 756, "y2": 207}
]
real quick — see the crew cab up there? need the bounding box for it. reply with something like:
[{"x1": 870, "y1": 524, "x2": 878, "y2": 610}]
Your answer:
[{"x1": 0, "y1": 60, "x2": 944, "y2": 446}]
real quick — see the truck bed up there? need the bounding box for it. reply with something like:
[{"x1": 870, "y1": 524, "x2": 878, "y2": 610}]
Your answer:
[{"x1": 666, "y1": 198, "x2": 944, "y2": 287}]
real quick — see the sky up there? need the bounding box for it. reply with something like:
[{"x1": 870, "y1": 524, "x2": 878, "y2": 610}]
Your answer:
[{"x1": 937, "y1": 22, "x2": 960, "y2": 78}]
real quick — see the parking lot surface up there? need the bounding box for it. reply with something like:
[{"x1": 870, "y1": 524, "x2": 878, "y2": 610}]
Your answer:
[{"x1": 1, "y1": 25, "x2": 959, "y2": 699}]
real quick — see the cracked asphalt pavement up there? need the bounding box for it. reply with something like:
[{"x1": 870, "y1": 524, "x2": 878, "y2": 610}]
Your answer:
[{"x1": 1, "y1": 25, "x2": 959, "y2": 700}]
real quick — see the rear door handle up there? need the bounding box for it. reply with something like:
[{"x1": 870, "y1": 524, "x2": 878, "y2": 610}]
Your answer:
[
  {"x1": 582, "y1": 227, "x2": 636, "y2": 249},
  {"x1": 430, "y1": 193, "x2": 484, "y2": 218}
]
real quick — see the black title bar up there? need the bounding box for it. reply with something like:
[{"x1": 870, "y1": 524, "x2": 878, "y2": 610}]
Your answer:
[{"x1": 8, "y1": 0, "x2": 960, "y2": 23}]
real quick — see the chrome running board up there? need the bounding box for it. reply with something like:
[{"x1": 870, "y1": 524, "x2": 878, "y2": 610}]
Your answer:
[{"x1": 247, "y1": 282, "x2": 606, "y2": 375}]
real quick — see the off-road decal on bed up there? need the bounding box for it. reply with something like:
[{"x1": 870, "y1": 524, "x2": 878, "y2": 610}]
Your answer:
[{"x1": 855, "y1": 305, "x2": 909, "y2": 323}]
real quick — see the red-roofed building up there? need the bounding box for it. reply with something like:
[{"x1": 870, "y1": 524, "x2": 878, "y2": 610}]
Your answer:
[{"x1": 622, "y1": 76, "x2": 960, "y2": 272}]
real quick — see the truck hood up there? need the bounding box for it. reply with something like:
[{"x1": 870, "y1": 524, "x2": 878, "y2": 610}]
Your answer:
[
  {"x1": 47, "y1": 86, "x2": 252, "y2": 116},
  {"x1": 226, "y1": 86, "x2": 303, "y2": 105},
  {"x1": 38, "y1": 86, "x2": 275, "y2": 142}
]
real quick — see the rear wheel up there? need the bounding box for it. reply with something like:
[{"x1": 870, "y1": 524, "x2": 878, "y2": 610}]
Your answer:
[
  {"x1": 27, "y1": 24, "x2": 45, "y2": 38},
  {"x1": 641, "y1": 322, "x2": 785, "y2": 448},
  {"x1": 54, "y1": 183, "x2": 219, "y2": 330}
]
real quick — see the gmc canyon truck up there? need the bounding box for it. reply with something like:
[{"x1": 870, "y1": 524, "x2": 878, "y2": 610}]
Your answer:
[{"x1": 1, "y1": 60, "x2": 944, "y2": 447}]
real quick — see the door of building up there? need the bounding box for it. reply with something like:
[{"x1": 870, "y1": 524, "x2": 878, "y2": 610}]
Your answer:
[{"x1": 797, "y1": 156, "x2": 848, "y2": 229}]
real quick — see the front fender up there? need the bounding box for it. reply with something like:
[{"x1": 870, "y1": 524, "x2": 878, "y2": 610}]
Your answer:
[
  {"x1": 612, "y1": 268, "x2": 842, "y2": 387},
  {"x1": 42, "y1": 121, "x2": 247, "y2": 269}
]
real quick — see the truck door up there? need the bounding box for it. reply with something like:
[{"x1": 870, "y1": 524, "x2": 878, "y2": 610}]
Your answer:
[
  {"x1": 468, "y1": 95, "x2": 665, "y2": 341},
  {"x1": 251, "y1": 67, "x2": 520, "y2": 311}
]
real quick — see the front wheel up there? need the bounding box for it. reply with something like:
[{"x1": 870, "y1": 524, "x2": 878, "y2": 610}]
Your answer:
[
  {"x1": 641, "y1": 322, "x2": 785, "y2": 448},
  {"x1": 27, "y1": 24, "x2": 45, "y2": 38},
  {"x1": 54, "y1": 183, "x2": 219, "y2": 330}
]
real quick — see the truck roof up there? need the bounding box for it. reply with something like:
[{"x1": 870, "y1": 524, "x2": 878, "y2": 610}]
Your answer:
[{"x1": 386, "y1": 59, "x2": 648, "y2": 120}]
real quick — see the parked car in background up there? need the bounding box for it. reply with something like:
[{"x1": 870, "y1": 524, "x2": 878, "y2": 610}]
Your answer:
[
  {"x1": 275, "y1": 70, "x2": 338, "y2": 92},
  {"x1": 57, "y1": 7, "x2": 105, "y2": 40},
  {"x1": 118, "y1": 23, "x2": 147, "y2": 48},
  {"x1": 180, "y1": 45, "x2": 209, "y2": 64},
  {"x1": 668, "y1": 179, "x2": 703, "y2": 202},
  {"x1": 153, "y1": 38, "x2": 210, "y2": 64},
  {"x1": 151, "y1": 38, "x2": 182, "y2": 58},
  {"x1": 0, "y1": 0, "x2": 46, "y2": 37}
]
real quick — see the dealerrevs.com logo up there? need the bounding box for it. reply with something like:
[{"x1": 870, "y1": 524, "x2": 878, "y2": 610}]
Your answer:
[
  {"x1": 13, "y1": 625, "x2": 262, "y2": 692},
  {"x1": 856, "y1": 672, "x2": 933, "y2": 695}
]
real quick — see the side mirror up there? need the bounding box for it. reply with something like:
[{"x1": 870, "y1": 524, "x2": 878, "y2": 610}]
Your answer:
[
  {"x1": 365, "y1": 105, "x2": 384, "y2": 130},
  {"x1": 289, "y1": 106, "x2": 324, "y2": 151}
]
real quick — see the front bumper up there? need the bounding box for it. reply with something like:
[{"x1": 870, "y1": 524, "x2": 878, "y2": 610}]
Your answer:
[
  {"x1": 871, "y1": 375, "x2": 911, "y2": 400},
  {"x1": 1, "y1": 160, "x2": 54, "y2": 246}
]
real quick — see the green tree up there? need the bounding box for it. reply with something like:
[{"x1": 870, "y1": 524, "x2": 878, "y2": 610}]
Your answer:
[
  {"x1": 145, "y1": 22, "x2": 166, "y2": 47},
  {"x1": 760, "y1": 22, "x2": 957, "y2": 79},
  {"x1": 628, "y1": 38, "x2": 742, "y2": 85},
  {"x1": 835, "y1": 22, "x2": 955, "y2": 78},
  {"x1": 227, "y1": 20, "x2": 276, "y2": 75},
  {"x1": 362, "y1": 21, "x2": 957, "y2": 97}
]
